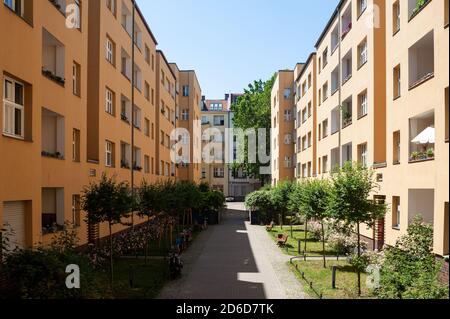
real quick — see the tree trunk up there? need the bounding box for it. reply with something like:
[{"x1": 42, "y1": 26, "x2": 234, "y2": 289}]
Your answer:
[
  {"x1": 357, "y1": 223, "x2": 362, "y2": 296},
  {"x1": 304, "y1": 220, "x2": 308, "y2": 253},
  {"x1": 322, "y1": 222, "x2": 326, "y2": 268},
  {"x1": 109, "y1": 222, "x2": 114, "y2": 290}
]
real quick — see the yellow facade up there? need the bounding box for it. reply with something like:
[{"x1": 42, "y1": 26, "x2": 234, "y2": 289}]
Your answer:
[{"x1": 0, "y1": 0, "x2": 202, "y2": 249}]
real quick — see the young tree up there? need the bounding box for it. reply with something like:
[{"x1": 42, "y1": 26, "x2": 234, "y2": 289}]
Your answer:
[
  {"x1": 245, "y1": 188, "x2": 273, "y2": 223},
  {"x1": 231, "y1": 76, "x2": 275, "y2": 185},
  {"x1": 82, "y1": 174, "x2": 133, "y2": 287},
  {"x1": 289, "y1": 182, "x2": 310, "y2": 253},
  {"x1": 270, "y1": 181, "x2": 295, "y2": 231},
  {"x1": 296, "y1": 179, "x2": 331, "y2": 268},
  {"x1": 328, "y1": 162, "x2": 386, "y2": 295}
]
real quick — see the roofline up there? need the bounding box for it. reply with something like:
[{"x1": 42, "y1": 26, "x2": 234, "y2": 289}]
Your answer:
[
  {"x1": 296, "y1": 53, "x2": 316, "y2": 82},
  {"x1": 135, "y1": 3, "x2": 158, "y2": 46},
  {"x1": 314, "y1": 0, "x2": 347, "y2": 49},
  {"x1": 179, "y1": 70, "x2": 202, "y2": 91},
  {"x1": 156, "y1": 50, "x2": 177, "y2": 80}
]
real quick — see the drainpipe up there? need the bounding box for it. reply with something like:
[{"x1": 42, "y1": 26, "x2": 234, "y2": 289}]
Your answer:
[
  {"x1": 338, "y1": 7, "x2": 343, "y2": 168},
  {"x1": 131, "y1": 0, "x2": 136, "y2": 226}
]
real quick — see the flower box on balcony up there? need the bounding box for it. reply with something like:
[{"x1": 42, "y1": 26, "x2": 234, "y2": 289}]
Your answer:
[
  {"x1": 41, "y1": 151, "x2": 64, "y2": 160},
  {"x1": 42, "y1": 69, "x2": 65, "y2": 86}
]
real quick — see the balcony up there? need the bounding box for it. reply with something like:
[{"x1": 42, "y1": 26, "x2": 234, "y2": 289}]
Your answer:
[
  {"x1": 42, "y1": 29, "x2": 65, "y2": 86},
  {"x1": 121, "y1": 49, "x2": 132, "y2": 80},
  {"x1": 42, "y1": 188, "x2": 65, "y2": 235},
  {"x1": 408, "y1": 0, "x2": 432, "y2": 21},
  {"x1": 120, "y1": 142, "x2": 131, "y2": 169},
  {"x1": 331, "y1": 106, "x2": 341, "y2": 135},
  {"x1": 342, "y1": 142, "x2": 352, "y2": 164},
  {"x1": 408, "y1": 31, "x2": 434, "y2": 90},
  {"x1": 409, "y1": 110, "x2": 435, "y2": 163},
  {"x1": 341, "y1": 49, "x2": 353, "y2": 84},
  {"x1": 41, "y1": 108, "x2": 65, "y2": 160},
  {"x1": 121, "y1": 95, "x2": 131, "y2": 124},
  {"x1": 342, "y1": 97, "x2": 353, "y2": 128},
  {"x1": 48, "y1": 0, "x2": 66, "y2": 14},
  {"x1": 331, "y1": 66, "x2": 340, "y2": 95},
  {"x1": 341, "y1": 5, "x2": 352, "y2": 40},
  {"x1": 133, "y1": 147, "x2": 142, "y2": 171},
  {"x1": 331, "y1": 25, "x2": 339, "y2": 54}
]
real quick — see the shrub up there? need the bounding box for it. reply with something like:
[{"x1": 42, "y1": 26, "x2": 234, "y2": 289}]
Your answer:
[
  {"x1": 377, "y1": 216, "x2": 448, "y2": 299},
  {"x1": 327, "y1": 232, "x2": 366, "y2": 256},
  {"x1": 308, "y1": 221, "x2": 324, "y2": 241}
]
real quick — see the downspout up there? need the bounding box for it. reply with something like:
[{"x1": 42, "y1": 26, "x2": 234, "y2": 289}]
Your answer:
[
  {"x1": 338, "y1": 7, "x2": 343, "y2": 168},
  {"x1": 131, "y1": 0, "x2": 136, "y2": 226}
]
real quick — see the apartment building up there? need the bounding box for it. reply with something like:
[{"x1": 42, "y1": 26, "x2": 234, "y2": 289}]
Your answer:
[
  {"x1": 1, "y1": 0, "x2": 203, "y2": 249},
  {"x1": 271, "y1": 70, "x2": 296, "y2": 186},
  {"x1": 227, "y1": 93, "x2": 261, "y2": 200},
  {"x1": 176, "y1": 70, "x2": 202, "y2": 183},
  {"x1": 201, "y1": 98, "x2": 229, "y2": 196},
  {"x1": 294, "y1": 55, "x2": 317, "y2": 180},
  {"x1": 1, "y1": 0, "x2": 88, "y2": 247},
  {"x1": 273, "y1": 0, "x2": 448, "y2": 256},
  {"x1": 377, "y1": 0, "x2": 449, "y2": 256},
  {"x1": 155, "y1": 51, "x2": 176, "y2": 180}
]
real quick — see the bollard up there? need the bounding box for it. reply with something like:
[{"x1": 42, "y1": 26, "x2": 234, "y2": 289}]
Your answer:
[
  {"x1": 298, "y1": 239, "x2": 302, "y2": 255},
  {"x1": 332, "y1": 266, "x2": 337, "y2": 289}
]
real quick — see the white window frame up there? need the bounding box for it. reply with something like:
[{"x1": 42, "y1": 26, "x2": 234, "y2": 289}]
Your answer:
[
  {"x1": 284, "y1": 109, "x2": 292, "y2": 121},
  {"x1": 359, "y1": 91, "x2": 368, "y2": 117},
  {"x1": 3, "y1": 77, "x2": 25, "y2": 139},
  {"x1": 181, "y1": 109, "x2": 189, "y2": 121},
  {"x1": 105, "y1": 141, "x2": 113, "y2": 167},
  {"x1": 105, "y1": 88, "x2": 114, "y2": 115},
  {"x1": 106, "y1": 38, "x2": 114, "y2": 64},
  {"x1": 359, "y1": 40, "x2": 367, "y2": 66}
]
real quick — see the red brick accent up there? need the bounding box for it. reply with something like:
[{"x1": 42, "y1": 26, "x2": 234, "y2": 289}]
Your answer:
[{"x1": 438, "y1": 257, "x2": 449, "y2": 285}]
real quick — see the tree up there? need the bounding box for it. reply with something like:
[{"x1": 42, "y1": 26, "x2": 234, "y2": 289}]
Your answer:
[
  {"x1": 270, "y1": 181, "x2": 295, "y2": 231},
  {"x1": 377, "y1": 216, "x2": 448, "y2": 299},
  {"x1": 295, "y1": 179, "x2": 331, "y2": 268},
  {"x1": 231, "y1": 75, "x2": 275, "y2": 185},
  {"x1": 328, "y1": 162, "x2": 386, "y2": 295},
  {"x1": 82, "y1": 174, "x2": 133, "y2": 287},
  {"x1": 245, "y1": 188, "x2": 273, "y2": 222},
  {"x1": 137, "y1": 181, "x2": 162, "y2": 262}
]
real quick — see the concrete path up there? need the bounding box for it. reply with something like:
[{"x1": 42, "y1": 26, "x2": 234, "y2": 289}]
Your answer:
[{"x1": 158, "y1": 207, "x2": 305, "y2": 299}]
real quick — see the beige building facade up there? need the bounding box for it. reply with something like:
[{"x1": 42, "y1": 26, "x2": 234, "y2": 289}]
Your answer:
[
  {"x1": 0, "y1": 0, "x2": 203, "y2": 249},
  {"x1": 272, "y1": 0, "x2": 448, "y2": 256}
]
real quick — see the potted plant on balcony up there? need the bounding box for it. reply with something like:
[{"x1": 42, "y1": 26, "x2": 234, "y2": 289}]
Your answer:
[
  {"x1": 410, "y1": 151, "x2": 420, "y2": 161},
  {"x1": 411, "y1": 0, "x2": 428, "y2": 19},
  {"x1": 426, "y1": 148, "x2": 435, "y2": 159}
]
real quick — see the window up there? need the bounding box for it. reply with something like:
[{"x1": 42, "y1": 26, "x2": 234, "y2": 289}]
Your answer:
[
  {"x1": 213, "y1": 115, "x2": 225, "y2": 126},
  {"x1": 72, "y1": 129, "x2": 80, "y2": 162},
  {"x1": 284, "y1": 109, "x2": 292, "y2": 121},
  {"x1": 358, "y1": 90, "x2": 368, "y2": 118},
  {"x1": 358, "y1": 143, "x2": 368, "y2": 167},
  {"x1": 133, "y1": 147, "x2": 142, "y2": 170},
  {"x1": 308, "y1": 74, "x2": 312, "y2": 88},
  {"x1": 284, "y1": 156, "x2": 292, "y2": 168},
  {"x1": 133, "y1": 64, "x2": 142, "y2": 91},
  {"x1": 151, "y1": 88, "x2": 155, "y2": 105},
  {"x1": 72, "y1": 195, "x2": 81, "y2": 228},
  {"x1": 144, "y1": 45, "x2": 150, "y2": 64},
  {"x1": 106, "y1": 0, "x2": 116, "y2": 16},
  {"x1": 182, "y1": 109, "x2": 189, "y2": 121},
  {"x1": 214, "y1": 167, "x2": 224, "y2": 178},
  {"x1": 322, "y1": 48, "x2": 328, "y2": 68},
  {"x1": 358, "y1": 0, "x2": 367, "y2": 17},
  {"x1": 133, "y1": 105, "x2": 141, "y2": 129},
  {"x1": 182, "y1": 85, "x2": 189, "y2": 97},
  {"x1": 121, "y1": 95, "x2": 131, "y2": 123},
  {"x1": 392, "y1": 196, "x2": 401, "y2": 229},
  {"x1": 120, "y1": 142, "x2": 131, "y2": 168},
  {"x1": 284, "y1": 88, "x2": 291, "y2": 99},
  {"x1": 72, "y1": 62, "x2": 81, "y2": 96},
  {"x1": 318, "y1": 89, "x2": 322, "y2": 106},
  {"x1": 342, "y1": 49, "x2": 353, "y2": 83},
  {"x1": 42, "y1": 29, "x2": 65, "y2": 85},
  {"x1": 284, "y1": 134, "x2": 292, "y2": 145},
  {"x1": 390, "y1": 65, "x2": 401, "y2": 100},
  {"x1": 105, "y1": 141, "x2": 114, "y2": 167},
  {"x1": 393, "y1": 1, "x2": 401, "y2": 34},
  {"x1": 106, "y1": 37, "x2": 115, "y2": 65},
  {"x1": 144, "y1": 155, "x2": 150, "y2": 173},
  {"x1": 358, "y1": 38, "x2": 367, "y2": 68},
  {"x1": 105, "y1": 87, "x2": 115, "y2": 115},
  {"x1": 144, "y1": 118, "x2": 150, "y2": 137},
  {"x1": 341, "y1": 5, "x2": 352, "y2": 39},
  {"x1": 331, "y1": 66, "x2": 340, "y2": 94},
  {"x1": 3, "y1": 77, "x2": 24, "y2": 138},
  {"x1": 342, "y1": 96, "x2": 353, "y2": 127},
  {"x1": 4, "y1": 0, "x2": 24, "y2": 17},
  {"x1": 121, "y1": 2, "x2": 132, "y2": 34},
  {"x1": 393, "y1": 131, "x2": 401, "y2": 164},
  {"x1": 41, "y1": 108, "x2": 65, "y2": 159},
  {"x1": 408, "y1": 0, "x2": 430, "y2": 20},
  {"x1": 318, "y1": 57, "x2": 322, "y2": 73},
  {"x1": 307, "y1": 132, "x2": 312, "y2": 148},
  {"x1": 144, "y1": 82, "x2": 150, "y2": 101},
  {"x1": 409, "y1": 110, "x2": 435, "y2": 162},
  {"x1": 121, "y1": 48, "x2": 131, "y2": 79},
  {"x1": 322, "y1": 119, "x2": 329, "y2": 138},
  {"x1": 322, "y1": 82, "x2": 328, "y2": 102},
  {"x1": 408, "y1": 31, "x2": 434, "y2": 89},
  {"x1": 323, "y1": 156, "x2": 328, "y2": 173},
  {"x1": 318, "y1": 124, "x2": 322, "y2": 141},
  {"x1": 331, "y1": 24, "x2": 339, "y2": 53},
  {"x1": 331, "y1": 106, "x2": 341, "y2": 135},
  {"x1": 133, "y1": 23, "x2": 142, "y2": 50}
]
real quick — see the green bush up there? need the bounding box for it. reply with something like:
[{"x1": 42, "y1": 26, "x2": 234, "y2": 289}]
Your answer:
[{"x1": 377, "y1": 216, "x2": 448, "y2": 299}]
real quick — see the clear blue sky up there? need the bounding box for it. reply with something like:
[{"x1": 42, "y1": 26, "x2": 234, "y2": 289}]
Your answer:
[{"x1": 137, "y1": 0, "x2": 339, "y2": 99}]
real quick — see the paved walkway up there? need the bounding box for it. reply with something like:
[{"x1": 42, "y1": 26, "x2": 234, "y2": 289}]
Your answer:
[{"x1": 158, "y1": 207, "x2": 305, "y2": 299}]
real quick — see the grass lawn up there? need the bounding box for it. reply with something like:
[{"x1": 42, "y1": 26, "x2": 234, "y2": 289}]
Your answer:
[
  {"x1": 291, "y1": 260, "x2": 373, "y2": 299},
  {"x1": 268, "y1": 226, "x2": 338, "y2": 257},
  {"x1": 91, "y1": 258, "x2": 169, "y2": 299}
]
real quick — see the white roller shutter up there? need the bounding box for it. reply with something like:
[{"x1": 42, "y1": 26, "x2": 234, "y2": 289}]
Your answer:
[{"x1": 3, "y1": 201, "x2": 26, "y2": 249}]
